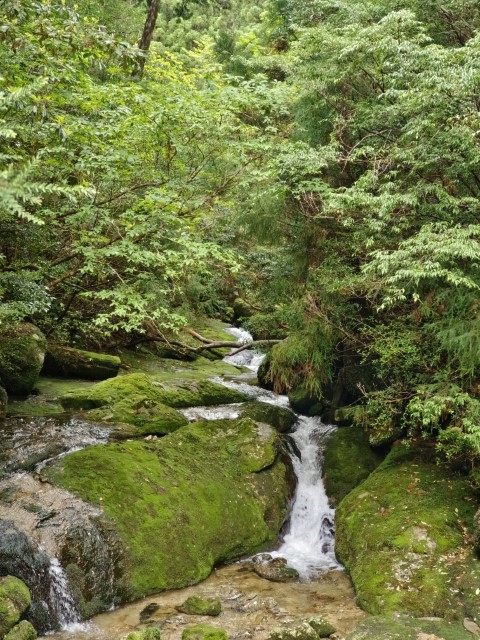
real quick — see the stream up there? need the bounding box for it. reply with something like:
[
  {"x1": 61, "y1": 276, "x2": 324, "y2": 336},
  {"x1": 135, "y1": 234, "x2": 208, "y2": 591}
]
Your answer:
[{"x1": 1, "y1": 327, "x2": 366, "y2": 639}]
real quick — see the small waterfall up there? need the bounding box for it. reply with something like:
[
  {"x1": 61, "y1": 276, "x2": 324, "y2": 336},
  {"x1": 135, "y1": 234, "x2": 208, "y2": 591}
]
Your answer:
[
  {"x1": 270, "y1": 417, "x2": 341, "y2": 575},
  {"x1": 220, "y1": 328, "x2": 343, "y2": 577},
  {"x1": 48, "y1": 556, "x2": 81, "y2": 628}
]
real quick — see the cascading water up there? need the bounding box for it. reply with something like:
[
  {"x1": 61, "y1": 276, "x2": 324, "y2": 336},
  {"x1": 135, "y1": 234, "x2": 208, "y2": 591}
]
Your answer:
[
  {"x1": 270, "y1": 416, "x2": 341, "y2": 575},
  {"x1": 48, "y1": 556, "x2": 81, "y2": 628},
  {"x1": 210, "y1": 327, "x2": 343, "y2": 576}
]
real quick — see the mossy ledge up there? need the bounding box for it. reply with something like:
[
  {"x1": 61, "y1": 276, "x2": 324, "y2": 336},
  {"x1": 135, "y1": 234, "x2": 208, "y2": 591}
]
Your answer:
[
  {"x1": 335, "y1": 443, "x2": 480, "y2": 618},
  {"x1": 60, "y1": 373, "x2": 250, "y2": 411},
  {"x1": 44, "y1": 418, "x2": 289, "y2": 600}
]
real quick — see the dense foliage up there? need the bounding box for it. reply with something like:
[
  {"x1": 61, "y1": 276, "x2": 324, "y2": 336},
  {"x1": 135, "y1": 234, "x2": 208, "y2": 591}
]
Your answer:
[{"x1": 1, "y1": 0, "x2": 479, "y2": 465}]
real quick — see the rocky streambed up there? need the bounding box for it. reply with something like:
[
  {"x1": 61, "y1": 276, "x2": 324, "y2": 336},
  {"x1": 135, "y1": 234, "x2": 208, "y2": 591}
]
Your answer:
[{"x1": 2, "y1": 323, "x2": 480, "y2": 640}]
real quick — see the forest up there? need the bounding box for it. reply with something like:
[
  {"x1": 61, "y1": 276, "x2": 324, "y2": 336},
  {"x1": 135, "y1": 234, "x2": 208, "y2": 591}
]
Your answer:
[{"x1": 0, "y1": 0, "x2": 480, "y2": 639}]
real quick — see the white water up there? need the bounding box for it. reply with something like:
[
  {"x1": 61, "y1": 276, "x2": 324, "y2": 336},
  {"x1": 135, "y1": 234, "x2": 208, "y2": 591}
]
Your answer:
[
  {"x1": 219, "y1": 328, "x2": 342, "y2": 577},
  {"x1": 270, "y1": 416, "x2": 341, "y2": 575},
  {"x1": 48, "y1": 557, "x2": 82, "y2": 629}
]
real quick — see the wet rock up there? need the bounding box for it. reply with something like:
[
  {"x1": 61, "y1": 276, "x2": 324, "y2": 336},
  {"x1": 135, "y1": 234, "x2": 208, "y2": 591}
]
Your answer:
[
  {"x1": 287, "y1": 386, "x2": 323, "y2": 418},
  {"x1": 323, "y1": 426, "x2": 383, "y2": 505},
  {"x1": 252, "y1": 558, "x2": 299, "y2": 583},
  {"x1": 176, "y1": 596, "x2": 221, "y2": 616},
  {"x1": 44, "y1": 418, "x2": 290, "y2": 601},
  {"x1": 0, "y1": 324, "x2": 46, "y2": 396},
  {"x1": 0, "y1": 384, "x2": 7, "y2": 418},
  {"x1": 139, "y1": 603, "x2": 160, "y2": 622},
  {"x1": 307, "y1": 617, "x2": 336, "y2": 637},
  {"x1": 241, "y1": 402, "x2": 296, "y2": 434},
  {"x1": 43, "y1": 345, "x2": 120, "y2": 381},
  {"x1": 346, "y1": 615, "x2": 472, "y2": 639},
  {"x1": 257, "y1": 355, "x2": 274, "y2": 392},
  {"x1": 0, "y1": 576, "x2": 31, "y2": 637},
  {"x1": 268, "y1": 622, "x2": 319, "y2": 640},
  {"x1": 335, "y1": 443, "x2": 480, "y2": 618},
  {"x1": 0, "y1": 474, "x2": 129, "y2": 631},
  {"x1": 4, "y1": 620, "x2": 37, "y2": 640},
  {"x1": 182, "y1": 625, "x2": 228, "y2": 640}
]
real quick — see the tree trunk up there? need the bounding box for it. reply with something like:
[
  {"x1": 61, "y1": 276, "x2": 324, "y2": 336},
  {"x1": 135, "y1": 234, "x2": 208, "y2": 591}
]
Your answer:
[{"x1": 134, "y1": 0, "x2": 161, "y2": 76}]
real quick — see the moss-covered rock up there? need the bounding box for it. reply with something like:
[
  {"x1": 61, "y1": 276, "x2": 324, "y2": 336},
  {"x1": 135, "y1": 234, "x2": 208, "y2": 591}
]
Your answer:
[
  {"x1": 44, "y1": 418, "x2": 289, "y2": 600},
  {"x1": 43, "y1": 345, "x2": 121, "y2": 380},
  {"x1": 307, "y1": 617, "x2": 336, "y2": 637},
  {"x1": 126, "y1": 627, "x2": 161, "y2": 640},
  {"x1": 0, "y1": 324, "x2": 46, "y2": 395},
  {"x1": 268, "y1": 622, "x2": 319, "y2": 640},
  {"x1": 257, "y1": 353, "x2": 274, "y2": 391},
  {"x1": 0, "y1": 576, "x2": 31, "y2": 637},
  {"x1": 346, "y1": 615, "x2": 472, "y2": 640},
  {"x1": 232, "y1": 298, "x2": 253, "y2": 321},
  {"x1": 240, "y1": 402, "x2": 296, "y2": 434},
  {"x1": 176, "y1": 596, "x2": 221, "y2": 616},
  {"x1": 287, "y1": 386, "x2": 323, "y2": 417},
  {"x1": 89, "y1": 400, "x2": 188, "y2": 436},
  {"x1": 0, "y1": 384, "x2": 7, "y2": 418},
  {"x1": 4, "y1": 620, "x2": 37, "y2": 640},
  {"x1": 335, "y1": 443, "x2": 479, "y2": 618},
  {"x1": 182, "y1": 625, "x2": 228, "y2": 640},
  {"x1": 60, "y1": 373, "x2": 249, "y2": 412},
  {"x1": 252, "y1": 557, "x2": 299, "y2": 582},
  {"x1": 323, "y1": 426, "x2": 383, "y2": 505}
]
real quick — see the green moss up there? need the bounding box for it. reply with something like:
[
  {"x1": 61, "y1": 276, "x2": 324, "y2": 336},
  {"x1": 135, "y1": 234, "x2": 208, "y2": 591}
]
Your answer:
[
  {"x1": 88, "y1": 399, "x2": 188, "y2": 436},
  {"x1": 307, "y1": 617, "x2": 336, "y2": 637},
  {"x1": 240, "y1": 402, "x2": 296, "y2": 434},
  {"x1": 182, "y1": 624, "x2": 228, "y2": 640},
  {"x1": 346, "y1": 615, "x2": 472, "y2": 640},
  {"x1": 43, "y1": 345, "x2": 120, "y2": 380},
  {"x1": 0, "y1": 576, "x2": 31, "y2": 637},
  {"x1": 323, "y1": 426, "x2": 383, "y2": 505},
  {"x1": 6, "y1": 377, "x2": 95, "y2": 418},
  {"x1": 0, "y1": 324, "x2": 46, "y2": 395},
  {"x1": 44, "y1": 418, "x2": 289, "y2": 599},
  {"x1": 4, "y1": 621, "x2": 37, "y2": 640},
  {"x1": 60, "y1": 374, "x2": 249, "y2": 412},
  {"x1": 126, "y1": 627, "x2": 161, "y2": 640},
  {"x1": 177, "y1": 596, "x2": 221, "y2": 616},
  {"x1": 335, "y1": 443, "x2": 479, "y2": 617}
]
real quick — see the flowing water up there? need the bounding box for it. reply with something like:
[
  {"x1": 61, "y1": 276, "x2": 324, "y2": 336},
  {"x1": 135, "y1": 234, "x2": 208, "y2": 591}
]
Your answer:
[{"x1": 0, "y1": 325, "x2": 362, "y2": 638}]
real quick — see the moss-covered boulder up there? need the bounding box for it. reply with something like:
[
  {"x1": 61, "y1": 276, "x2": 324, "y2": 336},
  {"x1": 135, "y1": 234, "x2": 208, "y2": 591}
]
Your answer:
[
  {"x1": 287, "y1": 386, "x2": 323, "y2": 417},
  {"x1": 323, "y1": 426, "x2": 383, "y2": 505},
  {"x1": 176, "y1": 596, "x2": 221, "y2": 616},
  {"x1": 0, "y1": 576, "x2": 31, "y2": 638},
  {"x1": 240, "y1": 402, "x2": 296, "y2": 434},
  {"x1": 346, "y1": 615, "x2": 472, "y2": 640},
  {"x1": 43, "y1": 345, "x2": 121, "y2": 380},
  {"x1": 126, "y1": 627, "x2": 161, "y2": 640},
  {"x1": 0, "y1": 324, "x2": 46, "y2": 395},
  {"x1": 45, "y1": 418, "x2": 289, "y2": 600},
  {"x1": 232, "y1": 298, "x2": 253, "y2": 321},
  {"x1": 335, "y1": 443, "x2": 479, "y2": 617},
  {"x1": 307, "y1": 617, "x2": 336, "y2": 637},
  {"x1": 4, "y1": 620, "x2": 37, "y2": 640},
  {"x1": 182, "y1": 625, "x2": 228, "y2": 640},
  {"x1": 89, "y1": 400, "x2": 188, "y2": 437},
  {"x1": 60, "y1": 373, "x2": 249, "y2": 412}
]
